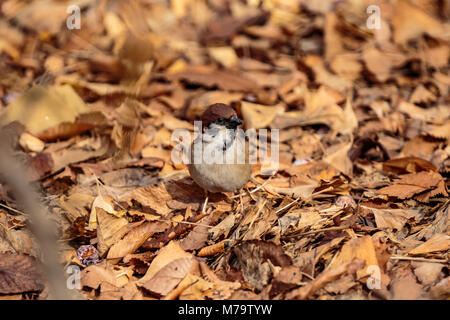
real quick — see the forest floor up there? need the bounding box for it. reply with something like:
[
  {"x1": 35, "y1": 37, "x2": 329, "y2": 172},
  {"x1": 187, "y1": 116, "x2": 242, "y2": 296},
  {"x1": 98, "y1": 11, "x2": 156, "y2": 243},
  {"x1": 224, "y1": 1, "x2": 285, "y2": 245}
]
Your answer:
[{"x1": 0, "y1": 0, "x2": 449, "y2": 300}]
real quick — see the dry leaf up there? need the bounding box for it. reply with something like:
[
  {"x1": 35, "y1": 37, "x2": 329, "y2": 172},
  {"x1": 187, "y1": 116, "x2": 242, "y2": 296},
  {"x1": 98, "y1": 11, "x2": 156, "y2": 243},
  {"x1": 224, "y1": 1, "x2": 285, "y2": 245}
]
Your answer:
[
  {"x1": 0, "y1": 85, "x2": 89, "y2": 136},
  {"x1": 81, "y1": 263, "x2": 117, "y2": 290},
  {"x1": 390, "y1": 268, "x2": 423, "y2": 300},
  {"x1": 329, "y1": 236, "x2": 382, "y2": 280},
  {"x1": 96, "y1": 208, "x2": 129, "y2": 257},
  {"x1": 413, "y1": 262, "x2": 444, "y2": 286},
  {"x1": 323, "y1": 141, "x2": 353, "y2": 176},
  {"x1": 368, "y1": 207, "x2": 421, "y2": 231},
  {"x1": 107, "y1": 222, "x2": 167, "y2": 264},
  {"x1": 430, "y1": 277, "x2": 450, "y2": 299},
  {"x1": 141, "y1": 258, "x2": 198, "y2": 296},
  {"x1": 89, "y1": 196, "x2": 122, "y2": 229},
  {"x1": 409, "y1": 233, "x2": 450, "y2": 255},
  {"x1": 382, "y1": 157, "x2": 437, "y2": 174},
  {"x1": 392, "y1": 0, "x2": 444, "y2": 46},
  {"x1": 241, "y1": 102, "x2": 284, "y2": 129},
  {"x1": 138, "y1": 241, "x2": 195, "y2": 295},
  {"x1": 377, "y1": 171, "x2": 447, "y2": 199},
  {"x1": 286, "y1": 258, "x2": 365, "y2": 300},
  {"x1": 169, "y1": 66, "x2": 260, "y2": 92},
  {"x1": 208, "y1": 47, "x2": 238, "y2": 68},
  {"x1": 0, "y1": 253, "x2": 43, "y2": 294},
  {"x1": 19, "y1": 132, "x2": 45, "y2": 153}
]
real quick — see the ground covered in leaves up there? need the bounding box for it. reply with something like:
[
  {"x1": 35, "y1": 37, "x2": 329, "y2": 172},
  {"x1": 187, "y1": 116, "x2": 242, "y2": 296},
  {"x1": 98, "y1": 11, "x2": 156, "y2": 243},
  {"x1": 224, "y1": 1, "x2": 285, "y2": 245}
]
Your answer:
[{"x1": 0, "y1": 0, "x2": 449, "y2": 300}]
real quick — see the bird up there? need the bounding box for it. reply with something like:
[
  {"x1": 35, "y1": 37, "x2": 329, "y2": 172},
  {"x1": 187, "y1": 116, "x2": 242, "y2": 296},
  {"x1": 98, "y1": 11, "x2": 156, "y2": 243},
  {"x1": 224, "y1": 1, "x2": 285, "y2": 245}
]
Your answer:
[{"x1": 188, "y1": 103, "x2": 252, "y2": 212}]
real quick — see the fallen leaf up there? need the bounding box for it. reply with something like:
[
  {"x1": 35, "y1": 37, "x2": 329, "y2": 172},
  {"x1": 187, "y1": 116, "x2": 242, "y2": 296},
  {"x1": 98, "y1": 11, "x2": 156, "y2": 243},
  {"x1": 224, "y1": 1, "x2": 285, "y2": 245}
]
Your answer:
[
  {"x1": 412, "y1": 262, "x2": 444, "y2": 286},
  {"x1": 241, "y1": 102, "x2": 284, "y2": 129},
  {"x1": 329, "y1": 236, "x2": 381, "y2": 280},
  {"x1": 138, "y1": 241, "x2": 195, "y2": 296},
  {"x1": 81, "y1": 263, "x2": 117, "y2": 290},
  {"x1": 233, "y1": 240, "x2": 292, "y2": 291},
  {"x1": 286, "y1": 258, "x2": 365, "y2": 300},
  {"x1": 392, "y1": 0, "x2": 444, "y2": 46},
  {"x1": 390, "y1": 267, "x2": 423, "y2": 300},
  {"x1": 14, "y1": 0, "x2": 88, "y2": 34},
  {"x1": 180, "y1": 211, "x2": 224, "y2": 251},
  {"x1": 89, "y1": 195, "x2": 123, "y2": 229},
  {"x1": 107, "y1": 221, "x2": 167, "y2": 264},
  {"x1": 208, "y1": 47, "x2": 238, "y2": 68},
  {"x1": 0, "y1": 253, "x2": 43, "y2": 294},
  {"x1": 96, "y1": 208, "x2": 129, "y2": 257},
  {"x1": 177, "y1": 273, "x2": 213, "y2": 300},
  {"x1": 140, "y1": 241, "x2": 193, "y2": 283},
  {"x1": 19, "y1": 132, "x2": 45, "y2": 153},
  {"x1": 0, "y1": 85, "x2": 89, "y2": 136},
  {"x1": 323, "y1": 140, "x2": 353, "y2": 176},
  {"x1": 368, "y1": 207, "x2": 421, "y2": 231},
  {"x1": 409, "y1": 233, "x2": 450, "y2": 255},
  {"x1": 415, "y1": 201, "x2": 449, "y2": 240},
  {"x1": 362, "y1": 46, "x2": 404, "y2": 82},
  {"x1": 430, "y1": 277, "x2": 450, "y2": 299},
  {"x1": 169, "y1": 66, "x2": 260, "y2": 92},
  {"x1": 377, "y1": 171, "x2": 446, "y2": 199},
  {"x1": 382, "y1": 157, "x2": 437, "y2": 174}
]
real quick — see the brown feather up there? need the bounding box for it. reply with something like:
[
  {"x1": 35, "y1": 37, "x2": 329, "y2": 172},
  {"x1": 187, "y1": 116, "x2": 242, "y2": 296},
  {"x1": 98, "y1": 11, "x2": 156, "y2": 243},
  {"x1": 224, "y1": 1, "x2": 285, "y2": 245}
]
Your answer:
[{"x1": 200, "y1": 103, "x2": 237, "y2": 127}]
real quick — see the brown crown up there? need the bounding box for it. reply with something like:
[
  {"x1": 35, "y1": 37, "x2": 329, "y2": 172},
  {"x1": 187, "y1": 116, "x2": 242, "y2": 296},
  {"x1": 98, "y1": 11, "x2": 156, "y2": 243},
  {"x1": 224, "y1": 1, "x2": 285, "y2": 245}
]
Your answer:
[{"x1": 200, "y1": 103, "x2": 238, "y2": 126}]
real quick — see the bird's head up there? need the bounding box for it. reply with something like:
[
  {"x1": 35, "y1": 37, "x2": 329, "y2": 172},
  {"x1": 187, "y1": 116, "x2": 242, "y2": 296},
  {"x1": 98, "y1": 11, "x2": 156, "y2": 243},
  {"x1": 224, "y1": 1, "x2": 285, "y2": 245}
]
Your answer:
[{"x1": 200, "y1": 103, "x2": 243, "y2": 130}]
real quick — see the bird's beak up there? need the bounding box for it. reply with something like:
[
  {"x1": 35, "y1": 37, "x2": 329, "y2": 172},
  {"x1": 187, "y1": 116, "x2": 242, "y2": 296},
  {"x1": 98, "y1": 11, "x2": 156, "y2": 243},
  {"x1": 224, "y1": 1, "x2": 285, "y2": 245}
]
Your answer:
[{"x1": 228, "y1": 116, "x2": 243, "y2": 128}]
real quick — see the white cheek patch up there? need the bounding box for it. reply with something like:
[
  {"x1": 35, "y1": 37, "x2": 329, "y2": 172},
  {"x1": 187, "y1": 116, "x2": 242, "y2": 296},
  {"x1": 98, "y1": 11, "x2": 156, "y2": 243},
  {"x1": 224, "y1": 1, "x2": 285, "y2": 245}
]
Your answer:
[
  {"x1": 203, "y1": 125, "x2": 228, "y2": 146},
  {"x1": 201, "y1": 125, "x2": 243, "y2": 164},
  {"x1": 202, "y1": 124, "x2": 220, "y2": 143}
]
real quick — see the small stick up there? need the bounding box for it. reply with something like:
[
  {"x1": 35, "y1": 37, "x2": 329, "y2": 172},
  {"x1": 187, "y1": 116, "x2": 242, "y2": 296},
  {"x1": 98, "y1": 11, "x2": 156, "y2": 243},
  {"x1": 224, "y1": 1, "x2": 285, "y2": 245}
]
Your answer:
[
  {"x1": 230, "y1": 174, "x2": 274, "y2": 199},
  {"x1": 0, "y1": 202, "x2": 28, "y2": 216},
  {"x1": 275, "y1": 197, "x2": 301, "y2": 214},
  {"x1": 389, "y1": 256, "x2": 447, "y2": 263},
  {"x1": 201, "y1": 195, "x2": 209, "y2": 214},
  {"x1": 198, "y1": 239, "x2": 233, "y2": 257},
  {"x1": 285, "y1": 225, "x2": 349, "y2": 238},
  {"x1": 159, "y1": 218, "x2": 222, "y2": 230}
]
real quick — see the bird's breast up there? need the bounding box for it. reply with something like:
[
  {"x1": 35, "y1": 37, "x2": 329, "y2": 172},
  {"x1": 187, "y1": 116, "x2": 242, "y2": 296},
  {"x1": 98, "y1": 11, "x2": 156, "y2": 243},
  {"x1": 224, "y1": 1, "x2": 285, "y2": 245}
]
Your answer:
[{"x1": 188, "y1": 134, "x2": 252, "y2": 192}]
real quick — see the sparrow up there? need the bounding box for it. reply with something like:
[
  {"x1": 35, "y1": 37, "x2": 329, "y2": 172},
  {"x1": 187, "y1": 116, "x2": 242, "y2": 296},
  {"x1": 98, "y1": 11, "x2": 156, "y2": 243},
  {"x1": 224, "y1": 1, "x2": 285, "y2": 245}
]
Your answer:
[{"x1": 188, "y1": 103, "x2": 252, "y2": 207}]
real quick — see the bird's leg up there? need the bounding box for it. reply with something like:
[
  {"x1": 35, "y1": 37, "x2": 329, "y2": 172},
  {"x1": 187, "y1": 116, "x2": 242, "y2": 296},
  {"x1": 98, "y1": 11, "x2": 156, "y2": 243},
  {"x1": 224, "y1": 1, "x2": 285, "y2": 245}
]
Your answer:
[{"x1": 201, "y1": 189, "x2": 209, "y2": 214}]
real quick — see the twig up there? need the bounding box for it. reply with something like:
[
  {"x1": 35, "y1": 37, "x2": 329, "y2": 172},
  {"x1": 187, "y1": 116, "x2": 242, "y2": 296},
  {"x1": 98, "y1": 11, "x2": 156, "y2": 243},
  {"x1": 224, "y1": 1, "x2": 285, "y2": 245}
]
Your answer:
[
  {"x1": 275, "y1": 197, "x2": 301, "y2": 214},
  {"x1": 0, "y1": 202, "x2": 28, "y2": 216},
  {"x1": 159, "y1": 218, "x2": 223, "y2": 230},
  {"x1": 285, "y1": 225, "x2": 350, "y2": 238},
  {"x1": 230, "y1": 174, "x2": 275, "y2": 199},
  {"x1": 198, "y1": 239, "x2": 234, "y2": 257},
  {"x1": 390, "y1": 256, "x2": 447, "y2": 263}
]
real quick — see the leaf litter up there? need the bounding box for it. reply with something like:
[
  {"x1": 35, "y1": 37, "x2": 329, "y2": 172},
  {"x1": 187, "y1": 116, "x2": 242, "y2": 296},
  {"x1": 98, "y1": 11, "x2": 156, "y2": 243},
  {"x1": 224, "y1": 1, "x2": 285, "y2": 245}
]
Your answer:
[{"x1": 0, "y1": 0, "x2": 449, "y2": 300}]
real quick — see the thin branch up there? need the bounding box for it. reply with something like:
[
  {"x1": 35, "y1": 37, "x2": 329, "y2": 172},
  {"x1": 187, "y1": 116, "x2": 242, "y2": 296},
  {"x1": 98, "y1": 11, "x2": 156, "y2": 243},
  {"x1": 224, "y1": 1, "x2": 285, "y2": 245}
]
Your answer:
[{"x1": 390, "y1": 256, "x2": 447, "y2": 263}]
